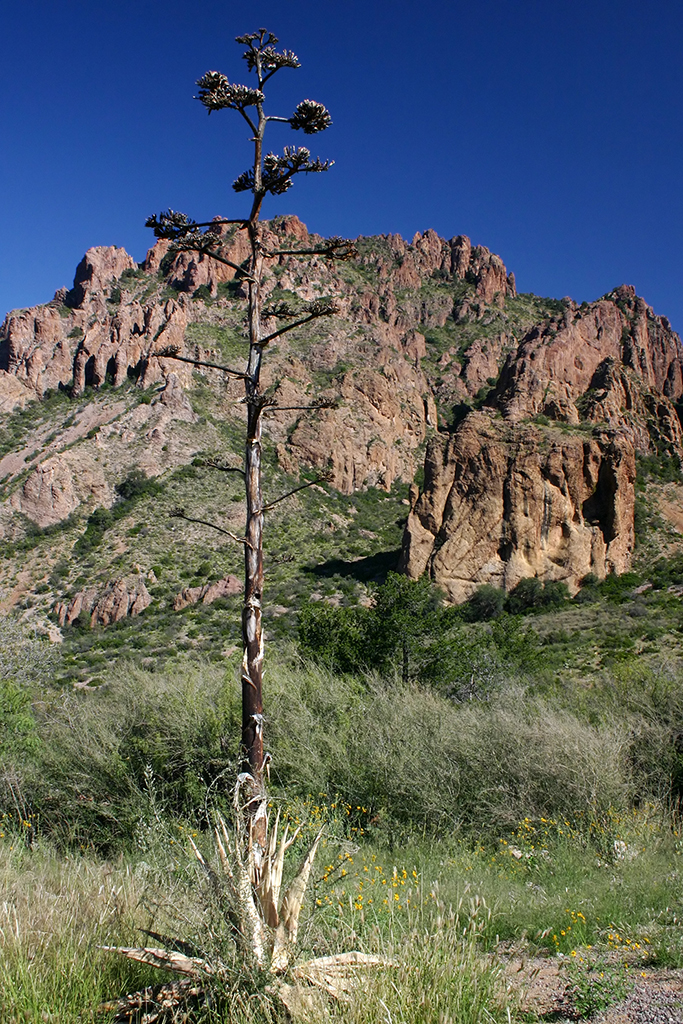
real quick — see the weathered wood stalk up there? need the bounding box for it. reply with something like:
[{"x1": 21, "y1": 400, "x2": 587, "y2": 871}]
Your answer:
[{"x1": 146, "y1": 30, "x2": 355, "y2": 852}]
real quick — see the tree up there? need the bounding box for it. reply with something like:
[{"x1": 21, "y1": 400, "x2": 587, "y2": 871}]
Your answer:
[
  {"x1": 105, "y1": 29, "x2": 389, "y2": 1002},
  {"x1": 299, "y1": 572, "x2": 454, "y2": 682}
]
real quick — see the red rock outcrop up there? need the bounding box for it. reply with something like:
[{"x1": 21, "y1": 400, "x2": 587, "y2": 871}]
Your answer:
[
  {"x1": 173, "y1": 575, "x2": 242, "y2": 611},
  {"x1": 402, "y1": 283, "x2": 683, "y2": 598},
  {"x1": 10, "y1": 452, "x2": 111, "y2": 527},
  {"x1": 280, "y1": 360, "x2": 432, "y2": 494},
  {"x1": 400, "y1": 412, "x2": 637, "y2": 600},
  {"x1": 0, "y1": 221, "x2": 515, "y2": 498},
  {"x1": 1, "y1": 244, "x2": 190, "y2": 403},
  {"x1": 494, "y1": 289, "x2": 683, "y2": 434},
  {"x1": 55, "y1": 575, "x2": 151, "y2": 627}
]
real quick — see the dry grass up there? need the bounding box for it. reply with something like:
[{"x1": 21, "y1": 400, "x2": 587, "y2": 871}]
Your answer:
[{"x1": 0, "y1": 839, "x2": 165, "y2": 1023}]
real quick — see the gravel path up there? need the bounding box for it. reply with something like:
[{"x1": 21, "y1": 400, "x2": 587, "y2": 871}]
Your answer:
[
  {"x1": 503, "y1": 955, "x2": 683, "y2": 1022},
  {"x1": 595, "y1": 971, "x2": 683, "y2": 1024}
]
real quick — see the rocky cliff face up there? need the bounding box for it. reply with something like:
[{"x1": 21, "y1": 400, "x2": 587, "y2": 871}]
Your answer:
[
  {"x1": 400, "y1": 413, "x2": 637, "y2": 601},
  {"x1": 401, "y1": 286, "x2": 683, "y2": 596},
  {"x1": 1, "y1": 217, "x2": 681, "y2": 606}
]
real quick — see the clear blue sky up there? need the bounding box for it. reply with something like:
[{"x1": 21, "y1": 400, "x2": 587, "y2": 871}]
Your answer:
[{"x1": 2, "y1": 1, "x2": 682, "y2": 331}]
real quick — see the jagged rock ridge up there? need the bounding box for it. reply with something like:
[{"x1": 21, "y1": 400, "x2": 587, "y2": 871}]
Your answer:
[{"x1": 2, "y1": 217, "x2": 682, "y2": 606}]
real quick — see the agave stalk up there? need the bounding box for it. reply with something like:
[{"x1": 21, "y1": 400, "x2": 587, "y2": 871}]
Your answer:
[
  {"x1": 146, "y1": 29, "x2": 355, "y2": 861},
  {"x1": 102, "y1": 29, "x2": 368, "y2": 1019}
]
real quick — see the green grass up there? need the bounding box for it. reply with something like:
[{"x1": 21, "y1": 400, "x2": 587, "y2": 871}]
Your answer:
[
  {"x1": 3, "y1": 627, "x2": 683, "y2": 1020},
  {"x1": 1, "y1": 793, "x2": 680, "y2": 1021},
  {"x1": 0, "y1": 838, "x2": 174, "y2": 1023}
]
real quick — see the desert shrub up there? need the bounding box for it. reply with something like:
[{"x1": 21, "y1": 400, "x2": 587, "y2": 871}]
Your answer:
[
  {"x1": 10, "y1": 644, "x2": 683, "y2": 850},
  {"x1": 574, "y1": 572, "x2": 600, "y2": 604},
  {"x1": 0, "y1": 618, "x2": 57, "y2": 689},
  {"x1": 114, "y1": 468, "x2": 164, "y2": 502},
  {"x1": 488, "y1": 615, "x2": 541, "y2": 670},
  {"x1": 266, "y1": 657, "x2": 636, "y2": 837},
  {"x1": 72, "y1": 506, "x2": 113, "y2": 556},
  {"x1": 298, "y1": 602, "x2": 367, "y2": 675},
  {"x1": 119, "y1": 266, "x2": 145, "y2": 282},
  {"x1": 637, "y1": 451, "x2": 683, "y2": 485},
  {"x1": 462, "y1": 584, "x2": 505, "y2": 621},
  {"x1": 192, "y1": 283, "x2": 213, "y2": 302},
  {"x1": 18, "y1": 661, "x2": 239, "y2": 849},
  {"x1": 506, "y1": 577, "x2": 570, "y2": 614},
  {"x1": 650, "y1": 553, "x2": 683, "y2": 590},
  {"x1": 299, "y1": 577, "x2": 541, "y2": 696},
  {"x1": 341, "y1": 683, "x2": 631, "y2": 834},
  {"x1": 543, "y1": 579, "x2": 571, "y2": 606},
  {"x1": 505, "y1": 577, "x2": 546, "y2": 613},
  {"x1": 596, "y1": 571, "x2": 643, "y2": 603},
  {"x1": 0, "y1": 680, "x2": 40, "y2": 763}
]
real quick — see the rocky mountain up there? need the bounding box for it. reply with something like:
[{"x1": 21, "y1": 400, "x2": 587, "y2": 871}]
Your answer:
[{"x1": 1, "y1": 215, "x2": 682, "y2": 641}]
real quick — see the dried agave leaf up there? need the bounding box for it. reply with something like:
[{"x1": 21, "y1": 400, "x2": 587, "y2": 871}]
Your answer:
[
  {"x1": 257, "y1": 810, "x2": 281, "y2": 928},
  {"x1": 293, "y1": 952, "x2": 396, "y2": 1001},
  {"x1": 99, "y1": 945, "x2": 214, "y2": 977},
  {"x1": 214, "y1": 821, "x2": 233, "y2": 878},
  {"x1": 257, "y1": 813, "x2": 303, "y2": 929},
  {"x1": 280, "y1": 829, "x2": 323, "y2": 943},
  {"x1": 271, "y1": 829, "x2": 323, "y2": 972},
  {"x1": 271, "y1": 980, "x2": 330, "y2": 1020}
]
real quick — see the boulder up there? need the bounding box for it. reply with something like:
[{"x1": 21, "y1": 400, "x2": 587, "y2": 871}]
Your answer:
[
  {"x1": 10, "y1": 452, "x2": 110, "y2": 528},
  {"x1": 55, "y1": 575, "x2": 151, "y2": 628}
]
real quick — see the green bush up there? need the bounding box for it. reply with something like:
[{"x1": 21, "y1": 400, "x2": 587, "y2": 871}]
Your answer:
[
  {"x1": 463, "y1": 584, "x2": 505, "y2": 621},
  {"x1": 72, "y1": 471, "x2": 164, "y2": 556},
  {"x1": 72, "y1": 506, "x2": 113, "y2": 556},
  {"x1": 506, "y1": 577, "x2": 569, "y2": 614},
  {"x1": 0, "y1": 679, "x2": 40, "y2": 762},
  {"x1": 114, "y1": 469, "x2": 164, "y2": 502},
  {"x1": 298, "y1": 572, "x2": 460, "y2": 684},
  {"x1": 14, "y1": 661, "x2": 239, "y2": 849},
  {"x1": 266, "y1": 657, "x2": 639, "y2": 836},
  {"x1": 6, "y1": 646, "x2": 682, "y2": 849},
  {"x1": 650, "y1": 553, "x2": 683, "y2": 590},
  {"x1": 596, "y1": 571, "x2": 642, "y2": 603},
  {"x1": 637, "y1": 451, "x2": 683, "y2": 484},
  {"x1": 192, "y1": 284, "x2": 213, "y2": 302}
]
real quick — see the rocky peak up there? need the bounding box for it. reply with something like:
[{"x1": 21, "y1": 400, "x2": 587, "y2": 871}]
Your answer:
[
  {"x1": 492, "y1": 290, "x2": 683, "y2": 437},
  {"x1": 402, "y1": 279, "x2": 683, "y2": 598},
  {"x1": 66, "y1": 246, "x2": 137, "y2": 309}
]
